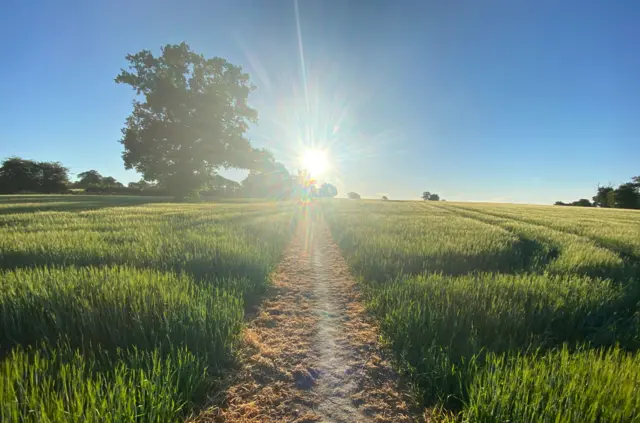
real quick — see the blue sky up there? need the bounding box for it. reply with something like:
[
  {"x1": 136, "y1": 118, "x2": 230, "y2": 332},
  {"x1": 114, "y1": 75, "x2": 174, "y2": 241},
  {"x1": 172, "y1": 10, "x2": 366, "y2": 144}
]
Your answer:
[{"x1": 1, "y1": 0, "x2": 639, "y2": 203}]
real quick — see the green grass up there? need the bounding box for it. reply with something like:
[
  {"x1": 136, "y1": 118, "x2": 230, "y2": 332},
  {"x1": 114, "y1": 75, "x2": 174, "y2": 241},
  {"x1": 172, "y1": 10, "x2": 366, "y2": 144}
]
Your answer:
[
  {"x1": 0, "y1": 202, "x2": 295, "y2": 287},
  {"x1": 1, "y1": 344, "x2": 207, "y2": 422},
  {"x1": 0, "y1": 267, "x2": 243, "y2": 370},
  {"x1": 435, "y1": 203, "x2": 636, "y2": 281},
  {"x1": 0, "y1": 195, "x2": 297, "y2": 421},
  {"x1": 463, "y1": 347, "x2": 640, "y2": 422},
  {"x1": 4, "y1": 195, "x2": 640, "y2": 421},
  {"x1": 448, "y1": 202, "x2": 640, "y2": 258},
  {"x1": 323, "y1": 199, "x2": 640, "y2": 420},
  {"x1": 368, "y1": 272, "x2": 638, "y2": 408}
]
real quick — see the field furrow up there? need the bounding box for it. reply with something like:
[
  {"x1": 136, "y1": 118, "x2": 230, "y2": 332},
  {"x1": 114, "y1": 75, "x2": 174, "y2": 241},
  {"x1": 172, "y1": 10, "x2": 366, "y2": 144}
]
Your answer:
[{"x1": 441, "y1": 202, "x2": 640, "y2": 261}]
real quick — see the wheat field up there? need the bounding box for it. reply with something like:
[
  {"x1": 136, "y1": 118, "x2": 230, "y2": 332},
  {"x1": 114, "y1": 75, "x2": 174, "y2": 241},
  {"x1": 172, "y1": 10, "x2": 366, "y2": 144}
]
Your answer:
[
  {"x1": 1, "y1": 196, "x2": 639, "y2": 421},
  {"x1": 323, "y1": 200, "x2": 640, "y2": 422},
  {"x1": 0, "y1": 196, "x2": 297, "y2": 422}
]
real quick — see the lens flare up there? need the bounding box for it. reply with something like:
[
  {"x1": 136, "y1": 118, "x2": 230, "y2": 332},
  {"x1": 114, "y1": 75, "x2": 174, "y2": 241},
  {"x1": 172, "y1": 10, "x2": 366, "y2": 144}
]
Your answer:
[{"x1": 301, "y1": 149, "x2": 328, "y2": 177}]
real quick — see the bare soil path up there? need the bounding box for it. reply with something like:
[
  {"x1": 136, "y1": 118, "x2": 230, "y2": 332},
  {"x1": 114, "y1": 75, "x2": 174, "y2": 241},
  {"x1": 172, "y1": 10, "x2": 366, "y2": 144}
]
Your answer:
[{"x1": 195, "y1": 215, "x2": 421, "y2": 422}]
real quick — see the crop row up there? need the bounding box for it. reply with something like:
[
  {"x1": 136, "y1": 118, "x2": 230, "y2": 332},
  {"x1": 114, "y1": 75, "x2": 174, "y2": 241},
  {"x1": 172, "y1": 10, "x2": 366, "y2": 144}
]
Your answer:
[{"x1": 323, "y1": 200, "x2": 640, "y2": 422}]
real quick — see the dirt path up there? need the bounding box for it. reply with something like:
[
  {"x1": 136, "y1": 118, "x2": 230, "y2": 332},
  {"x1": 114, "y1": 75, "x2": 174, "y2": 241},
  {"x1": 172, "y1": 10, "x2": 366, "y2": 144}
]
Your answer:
[{"x1": 195, "y1": 215, "x2": 420, "y2": 422}]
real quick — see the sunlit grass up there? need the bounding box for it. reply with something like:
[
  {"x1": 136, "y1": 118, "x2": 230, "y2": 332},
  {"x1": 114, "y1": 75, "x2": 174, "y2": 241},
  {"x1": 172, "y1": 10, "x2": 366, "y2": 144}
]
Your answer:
[
  {"x1": 462, "y1": 347, "x2": 640, "y2": 422},
  {"x1": 322, "y1": 199, "x2": 640, "y2": 418},
  {"x1": 446, "y1": 201, "x2": 640, "y2": 258},
  {"x1": 432, "y1": 203, "x2": 633, "y2": 280},
  {"x1": 0, "y1": 344, "x2": 207, "y2": 423},
  {"x1": 367, "y1": 272, "x2": 637, "y2": 408},
  {"x1": 0, "y1": 196, "x2": 297, "y2": 421},
  {"x1": 0, "y1": 266, "x2": 243, "y2": 370}
]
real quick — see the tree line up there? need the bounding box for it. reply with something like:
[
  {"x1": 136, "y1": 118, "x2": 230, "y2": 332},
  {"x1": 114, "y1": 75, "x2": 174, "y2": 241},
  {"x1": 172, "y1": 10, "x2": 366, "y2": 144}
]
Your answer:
[
  {"x1": 555, "y1": 176, "x2": 640, "y2": 209},
  {"x1": 0, "y1": 155, "x2": 338, "y2": 200},
  {"x1": 0, "y1": 157, "x2": 147, "y2": 195},
  {"x1": 0, "y1": 158, "x2": 69, "y2": 194}
]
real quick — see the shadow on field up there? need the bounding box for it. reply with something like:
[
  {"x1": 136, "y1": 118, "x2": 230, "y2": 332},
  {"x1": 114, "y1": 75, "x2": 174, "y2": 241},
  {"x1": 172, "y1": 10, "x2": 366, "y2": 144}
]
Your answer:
[
  {"x1": 438, "y1": 204, "x2": 640, "y2": 284},
  {"x1": 515, "y1": 233, "x2": 638, "y2": 283},
  {"x1": 0, "y1": 196, "x2": 171, "y2": 215},
  {"x1": 445, "y1": 204, "x2": 640, "y2": 264},
  {"x1": 0, "y1": 250, "x2": 272, "y2": 295},
  {"x1": 353, "y1": 237, "x2": 561, "y2": 283}
]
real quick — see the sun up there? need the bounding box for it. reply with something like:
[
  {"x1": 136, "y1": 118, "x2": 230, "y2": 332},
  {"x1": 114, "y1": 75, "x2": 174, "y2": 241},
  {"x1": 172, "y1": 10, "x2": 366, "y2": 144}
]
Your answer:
[{"x1": 300, "y1": 149, "x2": 329, "y2": 177}]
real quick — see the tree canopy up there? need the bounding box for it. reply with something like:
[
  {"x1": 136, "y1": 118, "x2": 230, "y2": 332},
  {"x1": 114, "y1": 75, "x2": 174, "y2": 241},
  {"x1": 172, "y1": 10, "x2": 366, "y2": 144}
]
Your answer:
[
  {"x1": 75, "y1": 170, "x2": 123, "y2": 188},
  {"x1": 76, "y1": 170, "x2": 103, "y2": 188},
  {"x1": 242, "y1": 162, "x2": 292, "y2": 200},
  {"x1": 592, "y1": 186, "x2": 616, "y2": 208},
  {"x1": 613, "y1": 183, "x2": 640, "y2": 209},
  {"x1": 116, "y1": 42, "x2": 259, "y2": 199},
  {"x1": 0, "y1": 157, "x2": 69, "y2": 194},
  {"x1": 318, "y1": 183, "x2": 338, "y2": 198},
  {"x1": 422, "y1": 191, "x2": 441, "y2": 201}
]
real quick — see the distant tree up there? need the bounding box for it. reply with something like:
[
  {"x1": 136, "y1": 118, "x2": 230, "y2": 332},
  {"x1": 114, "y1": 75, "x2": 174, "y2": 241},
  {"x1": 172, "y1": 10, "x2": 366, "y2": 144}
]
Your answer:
[
  {"x1": 102, "y1": 176, "x2": 123, "y2": 188},
  {"x1": 216, "y1": 178, "x2": 242, "y2": 197},
  {"x1": 289, "y1": 168, "x2": 322, "y2": 201},
  {"x1": 250, "y1": 148, "x2": 278, "y2": 173},
  {"x1": 381, "y1": 196, "x2": 388, "y2": 201},
  {"x1": 269, "y1": 162, "x2": 292, "y2": 198},
  {"x1": 201, "y1": 173, "x2": 242, "y2": 197},
  {"x1": 76, "y1": 170, "x2": 104, "y2": 188},
  {"x1": 242, "y1": 160, "x2": 292, "y2": 200},
  {"x1": 241, "y1": 172, "x2": 262, "y2": 197},
  {"x1": 318, "y1": 183, "x2": 338, "y2": 198},
  {"x1": 116, "y1": 42, "x2": 259, "y2": 200},
  {"x1": 38, "y1": 162, "x2": 70, "y2": 193},
  {"x1": 632, "y1": 176, "x2": 640, "y2": 188},
  {"x1": 0, "y1": 157, "x2": 41, "y2": 193},
  {"x1": 422, "y1": 191, "x2": 440, "y2": 201},
  {"x1": 0, "y1": 157, "x2": 69, "y2": 194},
  {"x1": 613, "y1": 183, "x2": 640, "y2": 209},
  {"x1": 128, "y1": 179, "x2": 152, "y2": 190},
  {"x1": 571, "y1": 198, "x2": 592, "y2": 207},
  {"x1": 592, "y1": 185, "x2": 615, "y2": 208},
  {"x1": 554, "y1": 201, "x2": 567, "y2": 206},
  {"x1": 347, "y1": 192, "x2": 361, "y2": 200}
]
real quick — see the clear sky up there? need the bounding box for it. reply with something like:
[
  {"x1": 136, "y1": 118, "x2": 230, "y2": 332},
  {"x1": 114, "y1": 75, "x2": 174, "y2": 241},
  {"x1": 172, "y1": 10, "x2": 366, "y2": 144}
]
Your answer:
[{"x1": 1, "y1": 0, "x2": 639, "y2": 203}]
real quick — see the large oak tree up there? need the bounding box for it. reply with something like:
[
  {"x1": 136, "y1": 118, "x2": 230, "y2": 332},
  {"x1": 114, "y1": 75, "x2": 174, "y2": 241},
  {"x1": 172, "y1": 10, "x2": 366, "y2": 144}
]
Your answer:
[{"x1": 116, "y1": 43, "x2": 258, "y2": 199}]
